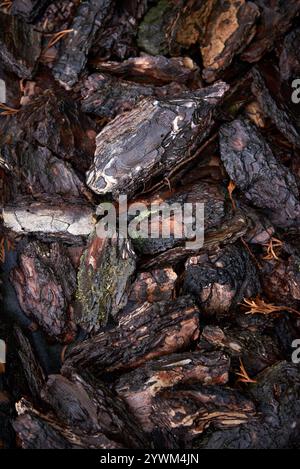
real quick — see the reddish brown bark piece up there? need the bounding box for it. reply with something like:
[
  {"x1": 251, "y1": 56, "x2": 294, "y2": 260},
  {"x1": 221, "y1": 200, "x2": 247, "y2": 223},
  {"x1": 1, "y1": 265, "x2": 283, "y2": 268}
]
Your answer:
[
  {"x1": 201, "y1": 0, "x2": 260, "y2": 82},
  {"x1": 129, "y1": 268, "x2": 177, "y2": 304},
  {"x1": 115, "y1": 351, "x2": 230, "y2": 432},
  {"x1": 10, "y1": 241, "x2": 77, "y2": 343},
  {"x1": 63, "y1": 296, "x2": 200, "y2": 376}
]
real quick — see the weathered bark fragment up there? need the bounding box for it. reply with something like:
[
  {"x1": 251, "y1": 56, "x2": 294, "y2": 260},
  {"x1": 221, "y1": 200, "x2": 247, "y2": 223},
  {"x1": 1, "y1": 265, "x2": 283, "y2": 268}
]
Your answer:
[
  {"x1": 128, "y1": 268, "x2": 177, "y2": 304},
  {"x1": 0, "y1": 11, "x2": 42, "y2": 78},
  {"x1": 11, "y1": 0, "x2": 53, "y2": 22},
  {"x1": 201, "y1": 0, "x2": 259, "y2": 82},
  {"x1": 279, "y1": 28, "x2": 300, "y2": 82},
  {"x1": 197, "y1": 362, "x2": 300, "y2": 449},
  {"x1": 10, "y1": 241, "x2": 77, "y2": 342},
  {"x1": 53, "y1": 0, "x2": 115, "y2": 88},
  {"x1": 42, "y1": 371, "x2": 148, "y2": 448},
  {"x1": 92, "y1": 55, "x2": 200, "y2": 86},
  {"x1": 63, "y1": 296, "x2": 200, "y2": 376},
  {"x1": 86, "y1": 82, "x2": 229, "y2": 199},
  {"x1": 115, "y1": 351, "x2": 230, "y2": 432},
  {"x1": 241, "y1": 0, "x2": 300, "y2": 63},
  {"x1": 219, "y1": 119, "x2": 300, "y2": 228},
  {"x1": 75, "y1": 233, "x2": 136, "y2": 332},
  {"x1": 183, "y1": 244, "x2": 260, "y2": 316}
]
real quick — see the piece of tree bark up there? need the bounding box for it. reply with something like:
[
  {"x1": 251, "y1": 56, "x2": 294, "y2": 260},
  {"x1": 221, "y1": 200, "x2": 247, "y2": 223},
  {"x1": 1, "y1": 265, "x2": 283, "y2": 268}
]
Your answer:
[
  {"x1": 115, "y1": 351, "x2": 230, "y2": 432},
  {"x1": 279, "y1": 28, "x2": 300, "y2": 82},
  {"x1": 0, "y1": 11, "x2": 42, "y2": 78},
  {"x1": 86, "y1": 82, "x2": 229, "y2": 199},
  {"x1": 241, "y1": 0, "x2": 300, "y2": 63},
  {"x1": 11, "y1": 0, "x2": 53, "y2": 23},
  {"x1": 63, "y1": 296, "x2": 200, "y2": 376},
  {"x1": 13, "y1": 399, "x2": 124, "y2": 449},
  {"x1": 53, "y1": 0, "x2": 115, "y2": 88},
  {"x1": 92, "y1": 55, "x2": 200, "y2": 86},
  {"x1": 128, "y1": 268, "x2": 177, "y2": 304},
  {"x1": 201, "y1": 0, "x2": 259, "y2": 83},
  {"x1": 219, "y1": 118, "x2": 300, "y2": 228},
  {"x1": 183, "y1": 243, "x2": 261, "y2": 316},
  {"x1": 10, "y1": 240, "x2": 77, "y2": 343},
  {"x1": 42, "y1": 371, "x2": 148, "y2": 448},
  {"x1": 75, "y1": 233, "x2": 136, "y2": 332}
]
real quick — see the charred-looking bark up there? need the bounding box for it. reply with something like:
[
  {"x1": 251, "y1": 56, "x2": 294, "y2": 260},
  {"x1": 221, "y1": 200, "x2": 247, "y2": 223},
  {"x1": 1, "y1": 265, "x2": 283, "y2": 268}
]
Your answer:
[
  {"x1": 183, "y1": 244, "x2": 260, "y2": 317},
  {"x1": 196, "y1": 362, "x2": 300, "y2": 449},
  {"x1": 115, "y1": 351, "x2": 230, "y2": 432},
  {"x1": 200, "y1": 0, "x2": 259, "y2": 82},
  {"x1": 86, "y1": 82, "x2": 229, "y2": 200},
  {"x1": 41, "y1": 371, "x2": 148, "y2": 448},
  {"x1": 151, "y1": 384, "x2": 257, "y2": 448},
  {"x1": 75, "y1": 233, "x2": 136, "y2": 332},
  {"x1": 79, "y1": 73, "x2": 188, "y2": 119},
  {"x1": 219, "y1": 119, "x2": 300, "y2": 228},
  {"x1": 199, "y1": 325, "x2": 282, "y2": 375},
  {"x1": 13, "y1": 399, "x2": 124, "y2": 449},
  {"x1": 62, "y1": 296, "x2": 200, "y2": 376},
  {"x1": 279, "y1": 28, "x2": 300, "y2": 82},
  {"x1": 130, "y1": 181, "x2": 225, "y2": 257},
  {"x1": 14, "y1": 327, "x2": 46, "y2": 404},
  {"x1": 241, "y1": 0, "x2": 300, "y2": 63},
  {"x1": 128, "y1": 268, "x2": 177, "y2": 304},
  {"x1": 251, "y1": 68, "x2": 300, "y2": 148},
  {"x1": 0, "y1": 11, "x2": 42, "y2": 78},
  {"x1": 0, "y1": 391, "x2": 14, "y2": 449},
  {"x1": 11, "y1": 0, "x2": 53, "y2": 23},
  {"x1": 53, "y1": 0, "x2": 115, "y2": 89},
  {"x1": 10, "y1": 241, "x2": 77, "y2": 343},
  {"x1": 92, "y1": 55, "x2": 200, "y2": 86}
]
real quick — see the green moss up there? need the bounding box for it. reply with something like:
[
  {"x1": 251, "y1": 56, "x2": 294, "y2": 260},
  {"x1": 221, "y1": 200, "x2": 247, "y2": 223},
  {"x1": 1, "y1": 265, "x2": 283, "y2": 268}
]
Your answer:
[{"x1": 137, "y1": 0, "x2": 172, "y2": 55}]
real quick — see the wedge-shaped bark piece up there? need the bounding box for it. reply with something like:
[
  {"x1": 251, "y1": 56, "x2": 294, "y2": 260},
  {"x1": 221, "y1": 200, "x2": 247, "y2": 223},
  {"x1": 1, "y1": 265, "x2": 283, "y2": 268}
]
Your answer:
[
  {"x1": 241, "y1": 0, "x2": 300, "y2": 63},
  {"x1": 13, "y1": 399, "x2": 124, "y2": 449},
  {"x1": 219, "y1": 119, "x2": 300, "y2": 228},
  {"x1": 201, "y1": 0, "x2": 259, "y2": 83},
  {"x1": 86, "y1": 82, "x2": 229, "y2": 199},
  {"x1": 152, "y1": 384, "x2": 256, "y2": 447},
  {"x1": 53, "y1": 0, "x2": 114, "y2": 88},
  {"x1": 10, "y1": 241, "x2": 77, "y2": 342},
  {"x1": 42, "y1": 371, "x2": 148, "y2": 448},
  {"x1": 279, "y1": 28, "x2": 300, "y2": 82},
  {"x1": 115, "y1": 351, "x2": 230, "y2": 432},
  {"x1": 183, "y1": 244, "x2": 260, "y2": 316},
  {"x1": 11, "y1": 0, "x2": 52, "y2": 22},
  {"x1": 197, "y1": 362, "x2": 300, "y2": 449},
  {"x1": 92, "y1": 55, "x2": 200, "y2": 85},
  {"x1": 75, "y1": 233, "x2": 136, "y2": 332},
  {"x1": 63, "y1": 296, "x2": 200, "y2": 376},
  {"x1": 128, "y1": 268, "x2": 177, "y2": 304},
  {"x1": 14, "y1": 327, "x2": 46, "y2": 403},
  {"x1": 251, "y1": 68, "x2": 300, "y2": 148},
  {"x1": 3, "y1": 198, "x2": 94, "y2": 237},
  {"x1": 0, "y1": 11, "x2": 42, "y2": 78}
]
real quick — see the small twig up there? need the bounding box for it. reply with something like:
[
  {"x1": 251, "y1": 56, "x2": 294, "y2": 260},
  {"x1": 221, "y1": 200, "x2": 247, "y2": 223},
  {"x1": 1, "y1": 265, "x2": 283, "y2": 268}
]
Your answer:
[
  {"x1": 227, "y1": 180, "x2": 236, "y2": 210},
  {"x1": 0, "y1": 1, "x2": 12, "y2": 12},
  {"x1": 236, "y1": 359, "x2": 257, "y2": 384},
  {"x1": 0, "y1": 103, "x2": 20, "y2": 116},
  {"x1": 241, "y1": 237, "x2": 262, "y2": 270},
  {"x1": 263, "y1": 237, "x2": 283, "y2": 261},
  {"x1": 241, "y1": 296, "x2": 300, "y2": 317},
  {"x1": 44, "y1": 28, "x2": 74, "y2": 50}
]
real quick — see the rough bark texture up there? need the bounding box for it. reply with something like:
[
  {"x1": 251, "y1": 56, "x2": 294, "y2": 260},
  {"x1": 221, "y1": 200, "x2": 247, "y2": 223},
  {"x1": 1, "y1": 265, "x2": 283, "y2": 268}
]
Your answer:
[{"x1": 63, "y1": 297, "x2": 200, "y2": 376}]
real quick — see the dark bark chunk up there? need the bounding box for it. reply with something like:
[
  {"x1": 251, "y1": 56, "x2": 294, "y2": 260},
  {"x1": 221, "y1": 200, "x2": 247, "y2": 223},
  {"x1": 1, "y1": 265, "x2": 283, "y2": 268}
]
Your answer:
[
  {"x1": 86, "y1": 82, "x2": 229, "y2": 199},
  {"x1": 219, "y1": 118, "x2": 300, "y2": 228},
  {"x1": 128, "y1": 268, "x2": 177, "y2": 304},
  {"x1": 11, "y1": 0, "x2": 53, "y2": 23},
  {"x1": 183, "y1": 244, "x2": 260, "y2": 317},
  {"x1": 115, "y1": 351, "x2": 230, "y2": 432},
  {"x1": 0, "y1": 11, "x2": 42, "y2": 78},
  {"x1": 53, "y1": 0, "x2": 115, "y2": 88},
  {"x1": 63, "y1": 296, "x2": 200, "y2": 376},
  {"x1": 280, "y1": 28, "x2": 300, "y2": 82},
  {"x1": 10, "y1": 241, "x2": 77, "y2": 342}
]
